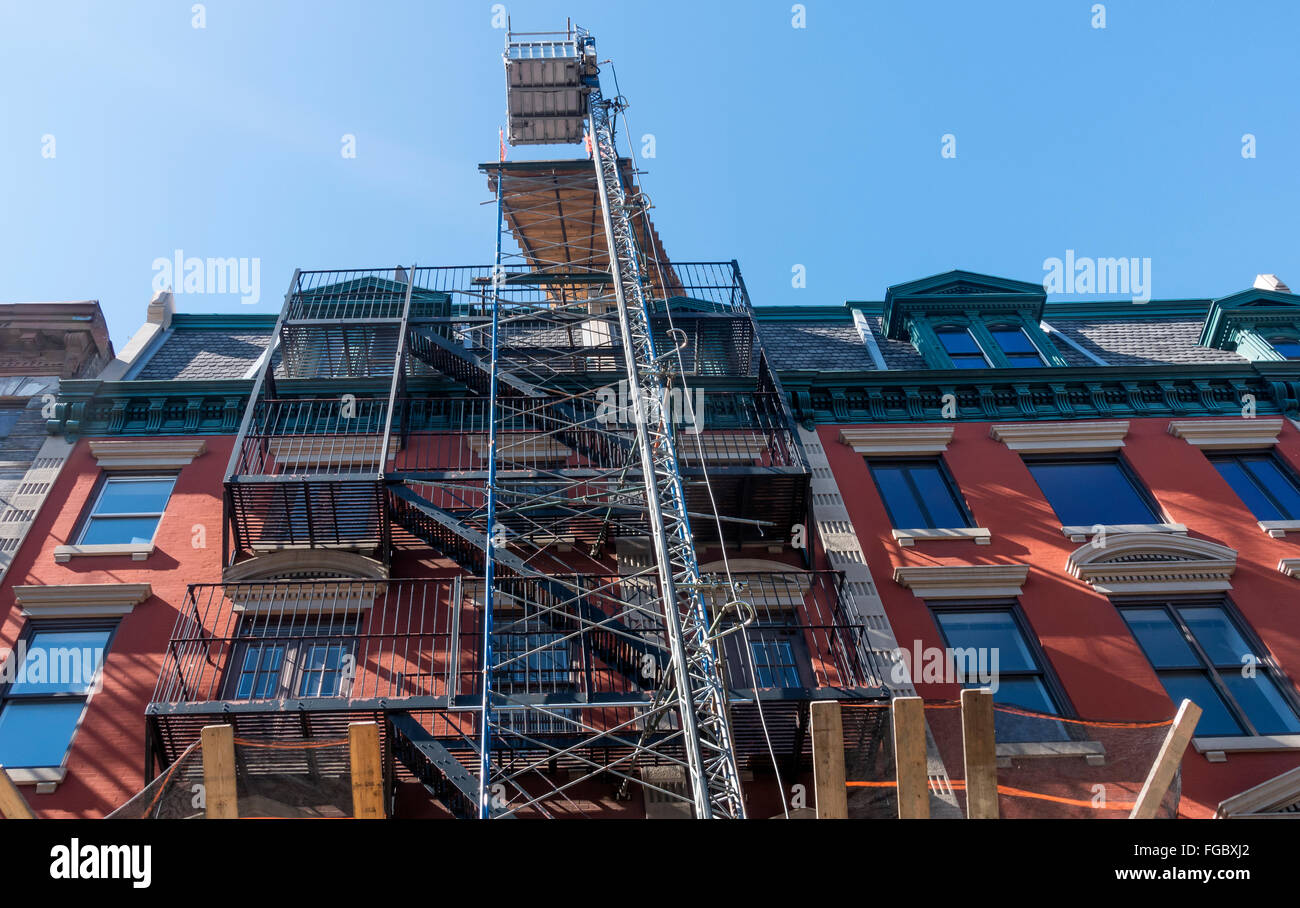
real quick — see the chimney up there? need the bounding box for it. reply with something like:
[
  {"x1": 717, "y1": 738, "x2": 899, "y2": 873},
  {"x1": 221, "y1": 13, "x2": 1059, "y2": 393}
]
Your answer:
[
  {"x1": 1253, "y1": 274, "x2": 1291, "y2": 293},
  {"x1": 147, "y1": 288, "x2": 174, "y2": 328}
]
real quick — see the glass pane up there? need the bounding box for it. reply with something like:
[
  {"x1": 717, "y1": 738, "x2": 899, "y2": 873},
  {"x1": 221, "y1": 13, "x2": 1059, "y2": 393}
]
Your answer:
[
  {"x1": 750, "y1": 640, "x2": 801, "y2": 688},
  {"x1": 1269, "y1": 339, "x2": 1300, "y2": 360},
  {"x1": 1121, "y1": 608, "x2": 1199, "y2": 668},
  {"x1": 1026, "y1": 461, "x2": 1157, "y2": 526},
  {"x1": 1178, "y1": 607, "x2": 1253, "y2": 666},
  {"x1": 0, "y1": 700, "x2": 86, "y2": 767},
  {"x1": 93, "y1": 477, "x2": 175, "y2": 515},
  {"x1": 951, "y1": 356, "x2": 988, "y2": 369},
  {"x1": 1212, "y1": 459, "x2": 1283, "y2": 520},
  {"x1": 1158, "y1": 672, "x2": 1243, "y2": 735},
  {"x1": 991, "y1": 328, "x2": 1038, "y2": 354},
  {"x1": 935, "y1": 611, "x2": 1037, "y2": 672},
  {"x1": 235, "y1": 644, "x2": 284, "y2": 699},
  {"x1": 869, "y1": 465, "x2": 927, "y2": 528},
  {"x1": 936, "y1": 328, "x2": 981, "y2": 354},
  {"x1": 79, "y1": 515, "x2": 163, "y2": 545},
  {"x1": 9, "y1": 630, "x2": 111, "y2": 695},
  {"x1": 1220, "y1": 673, "x2": 1300, "y2": 735},
  {"x1": 983, "y1": 678, "x2": 1069, "y2": 742},
  {"x1": 1006, "y1": 353, "x2": 1045, "y2": 367},
  {"x1": 1242, "y1": 458, "x2": 1300, "y2": 520},
  {"x1": 907, "y1": 463, "x2": 968, "y2": 529}
]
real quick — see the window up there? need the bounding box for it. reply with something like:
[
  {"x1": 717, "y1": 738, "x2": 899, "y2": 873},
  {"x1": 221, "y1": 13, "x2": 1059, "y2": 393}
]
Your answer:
[
  {"x1": 869, "y1": 459, "x2": 972, "y2": 529},
  {"x1": 1025, "y1": 457, "x2": 1160, "y2": 527},
  {"x1": 721, "y1": 627, "x2": 811, "y2": 690},
  {"x1": 77, "y1": 475, "x2": 176, "y2": 546},
  {"x1": 1120, "y1": 601, "x2": 1300, "y2": 737},
  {"x1": 989, "y1": 326, "x2": 1046, "y2": 366},
  {"x1": 225, "y1": 617, "x2": 358, "y2": 700},
  {"x1": 1209, "y1": 452, "x2": 1300, "y2": 521},
  {"x1": 490, "y1": 622, "x2": 572, "y2": 692},
  {"x1": 935, "y1": 327, "x2": 989, "y2": 369},
  {"x1": 0, "y1": 625, "x2": 113, "y2": 769},
  {"x1": 932, "y1": 605, "x2": 1069, "y2": 742},
  {"x1": 1268, "y1": 337, "x2": 1300, "y2": 360}
]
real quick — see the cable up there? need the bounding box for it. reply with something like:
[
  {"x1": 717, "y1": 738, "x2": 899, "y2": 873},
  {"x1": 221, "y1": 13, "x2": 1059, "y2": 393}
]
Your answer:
[{"x1": 616, "y1": 102, "x2": 791, "y2": 818}]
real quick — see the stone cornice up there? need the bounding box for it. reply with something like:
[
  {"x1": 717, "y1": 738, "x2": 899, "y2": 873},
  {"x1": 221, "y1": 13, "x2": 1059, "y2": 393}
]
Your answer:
[
  {"x1": 1167, "y1": 417, "x2": 1283, "y2": 449},
  {"x1": 990, "y1": 420, "x2": 1129, "y2": 453},
  {"x1": 839, "y1": 425, "x2": 953, "y2": 455},
  {"x1": 15, "y1": 582, "x2": 152, "y2": 618},
  {"x1": 88, "y1": 438, "x2": 206, "y2": 470},
  {"x1": 892, "y1": 564, "x2": 1029, "y2": 599}
]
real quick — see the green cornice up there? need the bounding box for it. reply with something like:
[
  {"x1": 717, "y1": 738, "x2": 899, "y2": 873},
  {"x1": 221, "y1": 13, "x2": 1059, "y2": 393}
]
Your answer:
[
  {"x1": 881, "y1": 270, "x2": 1047, "y2": 341},
  {"x1": 1199, "y1": 288, "x2": 1300, "y2": 349},
  {"x1": 169, "y1": 313, "x2": 278, "y2": 331}
]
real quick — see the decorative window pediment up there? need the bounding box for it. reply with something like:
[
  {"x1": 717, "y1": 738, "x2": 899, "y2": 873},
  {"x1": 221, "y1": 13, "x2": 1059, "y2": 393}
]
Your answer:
[
  {"x1": 840, "y1": 425, "x2": 953, "y2": 454},
  {"x1": 88, "y1": 438, "x2": 206, "y2": 470},
  {"x1": 1200, "y1": 286, "x2": 1300, "y2": 361},
  {"x1": 1065, "y1": 533, "x2": 1237, "y2": 594},
  {"x1": 892, "y1": 563, "x2": 1029, "y2": 599},
  {"x1": 881, "y1": 271, "x2": 1066, "y2": 369},
  {"x1": 990, "y1": 420, "x2": 1129, "y2": 453},
  {"x1": 1167, "y1": 418, "x2": 1283, "y2": 449},
  {"x1": 15, "y1": 582, "x2": 152, "y2": 618}
]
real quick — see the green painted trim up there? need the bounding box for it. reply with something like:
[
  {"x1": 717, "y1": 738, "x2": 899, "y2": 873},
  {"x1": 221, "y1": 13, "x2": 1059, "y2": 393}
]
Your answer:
[{"x1": 169, "y1": 313, "x2": 278, "y2": 330}]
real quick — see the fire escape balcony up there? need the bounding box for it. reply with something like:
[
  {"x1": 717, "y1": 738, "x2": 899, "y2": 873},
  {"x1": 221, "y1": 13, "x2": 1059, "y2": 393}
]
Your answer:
[{"x1": 144, "y1": 572, "x2": 884, "y2": 769}]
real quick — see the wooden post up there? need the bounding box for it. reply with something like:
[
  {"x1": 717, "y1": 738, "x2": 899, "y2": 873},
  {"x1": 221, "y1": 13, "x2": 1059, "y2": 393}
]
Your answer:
[
  {"x1": 810, "y1": 700, "x2": 847, "y2": 819},
  {"x1": 201, "y1": 724, "x2": 237, "y2": 819},
  {"x1": 892, "y1": 697, "x2": 929, "y2": 819},
  {"x1": 349, "y1": 721, "x2": 386, "y2": 819},
  {"x1": 960, "y1": 688, "x2": 998, "y2": 819},
  {"x1": 1130, "y1": 699, "x2": 1202, "y2": 819},
  {"x1": 0, "y1": 767, "x2": 34, "y2": 819}
]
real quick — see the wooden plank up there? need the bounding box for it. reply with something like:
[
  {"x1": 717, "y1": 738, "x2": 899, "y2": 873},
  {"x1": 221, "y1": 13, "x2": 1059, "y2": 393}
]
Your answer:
[
  {"x1": 349, "y1": 721, "x2": 386, "y2": 819},
  {"x1": 201, "y1": 724, "x2": 237, "y2": 819},
  {"x1": 0, "y1": 767, "x2": 34, "y2": 819},
  {"x1": 810, "y1": 700, "x2": 847, "y2": 819},
  {"x1": 1130, "y1": 699, "x2": 1203, "y2": 819},
  {"x1": 892, "y1": 697, "x2": 929, "y2": 819},
  {"x1": 960, "y1": 688, "x2": 998, "y2": 819}
]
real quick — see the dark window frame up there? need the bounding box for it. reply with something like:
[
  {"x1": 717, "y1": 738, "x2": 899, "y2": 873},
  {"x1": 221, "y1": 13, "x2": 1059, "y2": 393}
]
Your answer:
[
  {"x1": 222, "y1": 614, "x2": 360, "y2": 700},
  {"x1": 1207, "y1": 450, "x2": 1300, "y2": 521},
  {"x1": 1266, "y1": 335, "x2": 1300, "y2": 361},
  {"x1": 934, "y1": 325, "x2": 991, "y2": 369},
  {"x1": 1022, "y1": 453, "x2": 1165, "y2": 526},
  {"x1": 927, "y1": 599, "x2": 1076, "y2": 720},
  {"x1": 1117, "y1": 596, "x2": 1300, "y2": 737},
  {"x1": 867, "y1": 456, "x2": 976, "y2": 530},
  {"x1": 987, "y1": 323, "x2": 1047, "y2": 367},
  {"x1": 0, "y1": 620, "x2": 118, "y2": 770}
]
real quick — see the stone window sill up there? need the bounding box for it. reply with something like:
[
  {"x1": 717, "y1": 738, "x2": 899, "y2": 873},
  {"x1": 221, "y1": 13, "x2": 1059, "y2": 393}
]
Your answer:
[
  {"x1": 1259, "y1": 520, "x2": 1300, "y2": 539},
  {"x1": 995, "y1": 741, "x2": 1106, "y2": 767},
  {"x1": 1193, "y1": 734, "x2": 1300, "y2": 762},
  {"x1": 4, "y1": 766, "x2": 66, "y2": 791},
  {"x1": 1061, "y1": 523, "x2": 1187, "y2": 543},
  {"x1": 893, "y1": 527, "x2": 992, "y2": 547},
  {"x1": 54, "y1": 543, "x2": 154, "y2": 563}
]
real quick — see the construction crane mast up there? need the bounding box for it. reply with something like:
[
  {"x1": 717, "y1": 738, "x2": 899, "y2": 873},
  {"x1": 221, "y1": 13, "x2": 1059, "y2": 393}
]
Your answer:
[{"x1": 489, "y1": 23, "x2": 747, "y2": 818}]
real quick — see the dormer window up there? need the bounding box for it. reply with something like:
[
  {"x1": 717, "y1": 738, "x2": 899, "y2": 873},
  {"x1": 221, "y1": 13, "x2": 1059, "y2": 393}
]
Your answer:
[
  {"x1": 989, "y1": 326, "x2": 1047, "y2": 366},
  {"x1": 935, "y1": 327, "x2": 989, "y2": 369},
  {"x1": 1268, "y1": 337, "x2": 1300, "y2": 360},
  {"x1": 881, "y1": 271, "x2": 1067, "y2": 371}
]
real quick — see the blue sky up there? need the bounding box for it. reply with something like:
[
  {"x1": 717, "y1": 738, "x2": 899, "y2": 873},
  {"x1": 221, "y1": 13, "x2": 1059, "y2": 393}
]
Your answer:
[{"x1": 1, "y1": 0, "x2": 1297, "y2": 348}]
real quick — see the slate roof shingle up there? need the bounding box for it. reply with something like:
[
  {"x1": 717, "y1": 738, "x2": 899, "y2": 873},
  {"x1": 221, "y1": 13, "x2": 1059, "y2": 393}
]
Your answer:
[{"x1": 136, "y1": 330, "x2": 271, "y2": 380}]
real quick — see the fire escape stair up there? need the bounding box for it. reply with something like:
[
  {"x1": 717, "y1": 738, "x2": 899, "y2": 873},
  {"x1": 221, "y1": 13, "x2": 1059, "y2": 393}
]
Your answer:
[
  {"x1": 389, "y1": 711, "x2": 512, "y2": 819},
  {"x1": 387, "y1": 483, "x2": 667, "y2": 687}
]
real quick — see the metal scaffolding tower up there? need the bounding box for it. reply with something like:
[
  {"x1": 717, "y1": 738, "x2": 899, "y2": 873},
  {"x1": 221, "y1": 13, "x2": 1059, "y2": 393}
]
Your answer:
[{"x1": 204, "y1": 22, "x2": 861, "y2": 820}]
